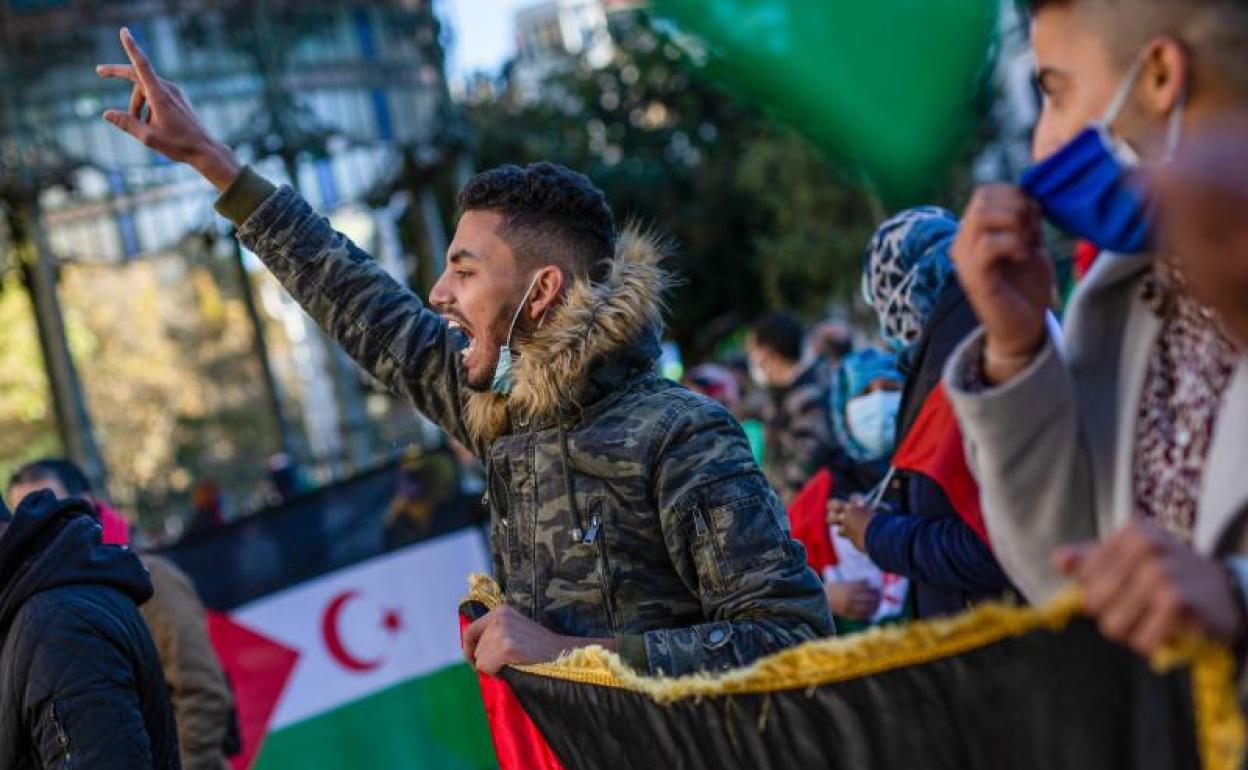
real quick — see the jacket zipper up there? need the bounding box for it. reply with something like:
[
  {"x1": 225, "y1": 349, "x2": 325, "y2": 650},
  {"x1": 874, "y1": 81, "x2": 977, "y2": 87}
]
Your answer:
[
  {"x1": 587, "y1": 505, "x2": 616, "y2": 631},
  {"x1": 52, "y1": 700, "x2": 71, "y2": 762}
]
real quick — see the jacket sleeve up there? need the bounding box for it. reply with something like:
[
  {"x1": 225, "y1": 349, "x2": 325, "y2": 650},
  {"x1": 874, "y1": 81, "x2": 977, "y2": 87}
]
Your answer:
[
  {"x1": 18, "y1": 603, "x2": 156, "y2": 770},
  {"x1": 217, "y1": 168, "x2": 476, "y2": 451},
  {"x1": 942, "y1": 329, "x2": 1097, "y2": 603},
  {"x1": 140, "y1": 556, "x2": 233, "y2": 770},
  {"x1": 863, "y1": 475, "x2": 1011, "y2": 593},
  {"x1": 636, "y1": 400, "x2": 835, "y2": 677}
]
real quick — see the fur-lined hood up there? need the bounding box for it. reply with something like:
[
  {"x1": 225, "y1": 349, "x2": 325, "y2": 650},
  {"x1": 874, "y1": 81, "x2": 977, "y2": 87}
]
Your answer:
[{"x1": 463, "y1": 227, "x2": 673, "y2": 444}]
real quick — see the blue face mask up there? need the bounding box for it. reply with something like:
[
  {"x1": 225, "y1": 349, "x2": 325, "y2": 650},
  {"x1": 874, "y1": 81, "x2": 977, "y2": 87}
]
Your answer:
[
  {"x1": 1020, "y1": 56, "x2": 1186, "y2": 255},
  {"x1": 490, "y1": 274, "x2": 543, "y2": 396},
  {"x1": 845, "y1": 390, "x2": 901, "y2": 461}
]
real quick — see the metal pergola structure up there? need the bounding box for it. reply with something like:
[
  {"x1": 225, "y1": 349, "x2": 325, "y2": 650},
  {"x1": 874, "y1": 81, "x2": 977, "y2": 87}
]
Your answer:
[{"x1": 0, "y1": 0, "x2": 462, "y2": 503}]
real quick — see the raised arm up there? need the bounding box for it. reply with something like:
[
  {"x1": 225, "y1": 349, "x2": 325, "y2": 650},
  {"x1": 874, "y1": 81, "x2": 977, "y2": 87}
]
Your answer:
[{"x1": 96, "y1": 28, "x2": 476, "y2": 450}]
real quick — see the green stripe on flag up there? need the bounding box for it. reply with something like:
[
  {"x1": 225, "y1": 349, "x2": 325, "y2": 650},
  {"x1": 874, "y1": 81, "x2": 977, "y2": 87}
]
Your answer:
[{"x1": 252, "y1": 664, "x2": 496, "y2": 770}]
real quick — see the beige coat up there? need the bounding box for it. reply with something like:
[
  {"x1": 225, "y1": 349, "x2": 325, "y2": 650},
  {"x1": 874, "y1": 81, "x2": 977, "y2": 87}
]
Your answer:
[
  {"x1": 139, "y1": 554, "x2": 235, "y2": 770},
  {"x1": 943, "y1": 252, "x2": 1248, "y2": 603}
]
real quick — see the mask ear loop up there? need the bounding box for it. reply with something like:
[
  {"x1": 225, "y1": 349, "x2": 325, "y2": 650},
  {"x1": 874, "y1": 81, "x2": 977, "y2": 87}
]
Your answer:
[
  {"x1": 1158, "y1": 86, "x2": 1188, "y2": 164},
  {"x1": 502, "y1": 272, "x2": 544, "y2": 352},
  {"x1": 1099, "y1": 52, "x2": 1188, "y2": 167},
  {"x1": 1100, "y1": 55, "x2": 1147, "y2": 128}
]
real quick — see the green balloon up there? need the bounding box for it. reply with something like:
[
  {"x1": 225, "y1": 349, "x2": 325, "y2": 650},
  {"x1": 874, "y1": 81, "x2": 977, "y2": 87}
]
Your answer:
[{"x1": 650, "y1": 0, "x2": 1000, "y2": 205}]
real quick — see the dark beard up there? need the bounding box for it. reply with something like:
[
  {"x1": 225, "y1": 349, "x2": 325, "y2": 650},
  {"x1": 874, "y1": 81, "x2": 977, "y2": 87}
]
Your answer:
[{"x1": 464, "y1": 297, "x2": 523, "y2": 393}]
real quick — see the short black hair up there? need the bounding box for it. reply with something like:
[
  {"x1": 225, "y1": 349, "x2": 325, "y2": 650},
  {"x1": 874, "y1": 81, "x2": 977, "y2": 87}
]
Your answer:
[
  {"x1": 751, "y1": 312, "x2": 805, "y2": 363},
  {"x1": 457, "y1": 162, "x2": 617, "y2": 284},
  {"x1": 9, "y1": 458, "x2": 92, "y2": 497},
  {"x1": 1025, "y1": 0, "x2": 1248, "y2": 91}
]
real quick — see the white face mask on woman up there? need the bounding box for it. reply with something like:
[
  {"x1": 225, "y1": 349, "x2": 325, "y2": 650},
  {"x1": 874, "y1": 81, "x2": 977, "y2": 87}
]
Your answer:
[{"x1": 845, "y1": 390, "x2": 902, "y2": 459}]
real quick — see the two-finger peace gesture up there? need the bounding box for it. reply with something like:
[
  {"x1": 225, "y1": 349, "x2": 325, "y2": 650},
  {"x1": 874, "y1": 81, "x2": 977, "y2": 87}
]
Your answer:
[{"x1": 97, "y1": 28, "x2": 240, "y2": 191}]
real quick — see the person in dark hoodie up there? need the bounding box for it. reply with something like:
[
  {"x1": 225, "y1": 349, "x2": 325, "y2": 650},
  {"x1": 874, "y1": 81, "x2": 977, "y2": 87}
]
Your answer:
[
  {"x1": 0, "y1": 491, "x2": 180, "y2": 769},
  {"x1": 9, "y1": 459, "x2": 236, "y2": 770}
]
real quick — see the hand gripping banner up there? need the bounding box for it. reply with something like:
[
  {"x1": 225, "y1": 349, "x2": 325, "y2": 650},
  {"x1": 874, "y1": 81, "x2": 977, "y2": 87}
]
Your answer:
[{"x1": 461, "y1": 575, "x2": 1244, "y2": 770}]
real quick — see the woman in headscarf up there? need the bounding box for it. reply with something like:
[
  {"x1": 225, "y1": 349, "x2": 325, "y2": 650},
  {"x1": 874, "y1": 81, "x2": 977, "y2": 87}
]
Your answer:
[
  {"x1": 821, "y1": 349, "x2": 906, "y2": 627},
  {"x1": 829, "y1": 207, "x2": 1017, "y2": 620},
  {"x1": 826, "y1": 349, "x2": 903, "y2": 499}
]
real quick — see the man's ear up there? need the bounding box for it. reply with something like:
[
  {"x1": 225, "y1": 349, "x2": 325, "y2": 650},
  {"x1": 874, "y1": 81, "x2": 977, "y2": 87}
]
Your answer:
[
  {"x1": 1141, "y1": 36, "x2": 1190, "y2": 116},
  {"x1": 528, "y1": 265, "x2": 565, "y2": 322}
]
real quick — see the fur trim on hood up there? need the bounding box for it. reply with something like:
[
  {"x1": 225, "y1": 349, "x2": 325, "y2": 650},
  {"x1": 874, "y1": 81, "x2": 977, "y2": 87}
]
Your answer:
[{"x1": 463, "y1": 226, "x2": 673, "y2": 444}]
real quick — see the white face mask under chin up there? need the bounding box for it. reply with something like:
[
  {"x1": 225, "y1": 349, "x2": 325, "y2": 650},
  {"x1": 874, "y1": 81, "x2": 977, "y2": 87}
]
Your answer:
[{"x1": 490, "y1": 273, "x2": 545, "y2": 396}]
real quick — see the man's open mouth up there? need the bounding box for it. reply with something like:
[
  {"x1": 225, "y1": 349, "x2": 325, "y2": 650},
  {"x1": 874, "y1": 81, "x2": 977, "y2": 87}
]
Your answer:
[{"x1": 445, "y1": 318, "x2": 476, "y2": 359}]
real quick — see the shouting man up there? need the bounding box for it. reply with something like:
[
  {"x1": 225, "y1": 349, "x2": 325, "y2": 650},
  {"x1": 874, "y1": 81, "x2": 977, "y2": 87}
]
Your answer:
[{"x1": 97, "y1": 29, "x2": 831, "y2": 677}]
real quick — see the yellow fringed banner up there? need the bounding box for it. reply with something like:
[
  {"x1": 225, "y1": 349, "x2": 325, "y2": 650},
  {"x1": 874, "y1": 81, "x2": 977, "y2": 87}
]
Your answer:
[{"x1": 463, "y1": 573, "x2": 1244, "y2": 770}]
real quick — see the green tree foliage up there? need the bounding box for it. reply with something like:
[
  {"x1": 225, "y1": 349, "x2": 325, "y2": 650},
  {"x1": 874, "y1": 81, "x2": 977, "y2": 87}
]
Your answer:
[
  {"x1": 464, "y1": 10, "x2": 879, "y2": 361},
  {"x1": 58, "y1": 249, "x2": 280, "y2": 532},
  {"x1": 0, "y1": 274, "x2": 61, "y2": 490}
]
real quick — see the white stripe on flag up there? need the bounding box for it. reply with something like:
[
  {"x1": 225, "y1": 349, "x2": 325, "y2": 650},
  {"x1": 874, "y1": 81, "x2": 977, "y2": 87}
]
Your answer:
[{"x1": 232, "y1": 528, "x2": 490, "y2": 729}]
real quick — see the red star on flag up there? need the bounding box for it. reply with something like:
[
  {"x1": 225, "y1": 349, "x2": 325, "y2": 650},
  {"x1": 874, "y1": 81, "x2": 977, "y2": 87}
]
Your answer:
[{"x1": 382, "y1": 608, "x2": 404, "y2": 635}]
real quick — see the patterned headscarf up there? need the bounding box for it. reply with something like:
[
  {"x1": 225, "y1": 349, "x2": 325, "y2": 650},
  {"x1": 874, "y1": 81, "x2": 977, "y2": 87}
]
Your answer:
[
  {"x1": 863, "y1": 207, "x2": 959, "y2": 357},
  {"x1": 829, "y1": 349, "x2": 904, "y2": 463}
]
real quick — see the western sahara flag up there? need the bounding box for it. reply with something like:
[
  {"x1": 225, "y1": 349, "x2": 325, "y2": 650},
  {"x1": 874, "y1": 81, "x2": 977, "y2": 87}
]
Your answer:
[
  {"x1": 462, "y1": 577, "x2": 1246, "y2": 770},
  {"x1": 163, "y1": 461, "x2": 497, "y2": 770}
]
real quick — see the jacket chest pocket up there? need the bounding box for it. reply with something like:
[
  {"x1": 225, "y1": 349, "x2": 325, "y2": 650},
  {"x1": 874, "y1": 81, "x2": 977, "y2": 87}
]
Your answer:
[{"x1": 688, "y1": 494, "x2": 791, "y2": 594}]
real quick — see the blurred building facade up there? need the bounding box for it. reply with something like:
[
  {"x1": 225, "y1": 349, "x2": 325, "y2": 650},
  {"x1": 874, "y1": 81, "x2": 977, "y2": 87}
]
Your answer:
[
  {"x1": 0, "y1": 0, "x2": 459, "y2": 533},
  {"x1": 509, "y1": 0, "x2": 640, "y2": 100}
]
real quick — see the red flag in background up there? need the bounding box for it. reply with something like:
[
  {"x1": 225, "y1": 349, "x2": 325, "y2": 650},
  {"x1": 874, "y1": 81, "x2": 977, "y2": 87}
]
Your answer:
[
  {"x1": 459, "y1": 607, "x2": 566, "y2": 770},
  {"x1": 892, "y1": 383, "x2": 991, "y2": 546},
  {"x1": 787, "y1": 469, "x2": 838, "y2": 573}
]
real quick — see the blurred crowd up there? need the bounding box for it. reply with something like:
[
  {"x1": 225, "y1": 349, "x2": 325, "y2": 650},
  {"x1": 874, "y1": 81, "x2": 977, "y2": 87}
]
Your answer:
[{"x1": 5, "y1": 0, "x2": 1248, "y2": 766}]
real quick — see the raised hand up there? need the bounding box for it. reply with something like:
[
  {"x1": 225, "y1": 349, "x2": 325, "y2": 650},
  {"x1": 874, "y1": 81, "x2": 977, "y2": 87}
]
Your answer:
[
  {"x1": 950, "y1": 184, "x2": 1055, "y2": 384},
  {"x1": 96, "y1": 27, "x2": 241, "y2": 191}
]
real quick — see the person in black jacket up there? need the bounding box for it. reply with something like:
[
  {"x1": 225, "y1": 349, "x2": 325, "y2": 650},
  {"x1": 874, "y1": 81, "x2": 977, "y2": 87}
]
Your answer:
[
  {"x1": 0, "y1": 491, "x2": 180, "y2": 770},
  {"x1": 831, "y1": 207, "x2": 1016, "y2": 619}
]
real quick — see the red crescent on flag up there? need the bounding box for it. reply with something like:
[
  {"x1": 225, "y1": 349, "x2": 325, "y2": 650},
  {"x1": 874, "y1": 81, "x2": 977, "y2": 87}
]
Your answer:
[{"x1": 321, "y1": 590, "x2": 382, "y2": 673}]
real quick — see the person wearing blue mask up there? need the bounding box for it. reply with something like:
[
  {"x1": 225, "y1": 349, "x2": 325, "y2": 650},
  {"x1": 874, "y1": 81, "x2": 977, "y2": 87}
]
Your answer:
[
  {"x1": 830, "y1": 210, "x2": 1016, "y2": 620},
  {"x1": 945, "y1": 0, "x2": 1248, "y2": 660}
]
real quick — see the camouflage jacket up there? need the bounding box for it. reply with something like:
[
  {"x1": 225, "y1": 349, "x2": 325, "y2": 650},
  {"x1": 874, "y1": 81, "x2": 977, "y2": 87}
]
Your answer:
[
  {"x1": 217, "y1": 169, "x2": 833, "y2": 676},
  {"x1": 763, "y1": 361, "x2": 834, "y2": 506}
]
